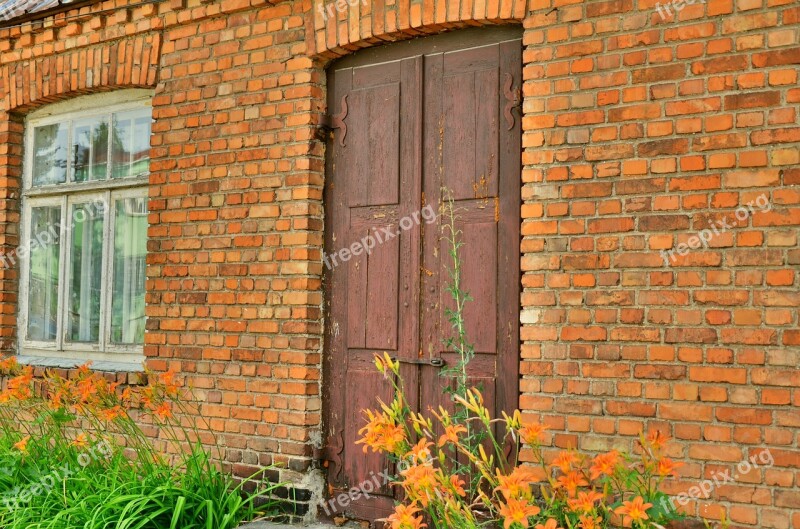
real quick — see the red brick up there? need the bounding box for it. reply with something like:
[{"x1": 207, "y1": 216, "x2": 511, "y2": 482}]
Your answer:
[{"x1": 0, "y1": 2, "x2": 795, "y2": 525}]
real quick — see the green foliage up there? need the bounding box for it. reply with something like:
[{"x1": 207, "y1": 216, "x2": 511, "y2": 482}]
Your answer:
[
  {"x1": 357, "y1": 198, "x2": 721, "y2": 529},
  {"x1": 0, "y1": 359, "x2": 283, "y2": 529}
]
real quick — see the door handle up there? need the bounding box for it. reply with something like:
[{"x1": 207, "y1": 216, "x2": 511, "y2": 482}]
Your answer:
[{"x1": 391, "y1": 356, "x2": 446, "y2": 368}]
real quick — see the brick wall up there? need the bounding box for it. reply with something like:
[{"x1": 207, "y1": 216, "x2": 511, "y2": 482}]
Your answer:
[{"x1": 1, "y1": 0, "x2": 798, "y2": 526}]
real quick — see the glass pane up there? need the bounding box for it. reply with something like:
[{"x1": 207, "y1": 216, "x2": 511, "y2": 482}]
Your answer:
[
  {"x1": 32, "y1": 124, "x2": 68, "y2": 186},
  {"x1": 111, "y1": 109, "x2": 151, "y2": 179},
  {"x1": 27, "y1": 206, "x2": 61, "y2": 341},
  {"x1": 72, "y1": 117, "x2": 109, "y2": 183},
  {"x1": 111, "y1": 197, "x2": 147, "y2": 345},
  {"x1": 67, "y1": 203, "x2": 104, "y2": 343}
]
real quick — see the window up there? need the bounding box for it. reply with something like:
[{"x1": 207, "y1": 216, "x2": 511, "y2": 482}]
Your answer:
[{"x1": 18, "y1": 94, "x2": 151, "y2": 367}]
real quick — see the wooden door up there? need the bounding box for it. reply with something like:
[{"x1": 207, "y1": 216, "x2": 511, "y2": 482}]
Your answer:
[{"x1": 322, "y1": 27, "x2": 522, "y2": 524}]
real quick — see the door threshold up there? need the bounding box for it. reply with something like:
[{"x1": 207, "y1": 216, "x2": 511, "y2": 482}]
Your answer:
[
  {"x1": 238, "y1": 522, "x2": 363, "y2": 529},
  {"x1": 239, "y1": 523, "x2": 339, "y2": 529}
]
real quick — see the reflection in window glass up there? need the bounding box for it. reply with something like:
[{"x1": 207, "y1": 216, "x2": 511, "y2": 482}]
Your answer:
[
  {"x1": 73, "y1": 117, "x2": 109, "y2": 182},
  {"x1": 111, "y1": 197, "x2": 147, "y2": 344},
  {"x1": 67, "y1": 203, "x2": 104, "y2": 343},
  {"x1": 27, "y1": 207, "x2": 61, "y2": 341},
  {"x1": 111, "y1": 109, "x2": 152, "y2": 179},
  {"x1": 33, "y1": 124, "x2": 68, "y2": 186}
]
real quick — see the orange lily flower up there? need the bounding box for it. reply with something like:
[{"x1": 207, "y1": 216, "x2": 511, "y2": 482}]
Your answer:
[
  {"x1": 498, "y1": 497, "x2": 540, "y2": 529},
  {"x1": 13, "y1": 436, "x2": 30, "y2": 454},
  {"x1": 535, "y1": 519, "x2": 563, "y2": 529},
  {"x1": 386, "y1": 503, "x2": 426, "y2": 529},
  {"x1": 519, "y1": 422, "x2": 548, "y2": 446},
  {"x1": 448, "y1": 474, "x2": 466, "y2": 497},
  {"x1": 567, "y1": 490, "x2": 604, "y2": 513},
  {"x1": 578, "y1": 514, "x2": 601, "y2": 529},
  {"x1": 407, "y1": 438, "x2": 433, "y2": 463},
  {"x1": 400, "y1": 463, "x2": 439, "y2": 506},
  {"x1": 495, "y1": 466, "x2": 539, "y2": 500},
  {"x1": 72, "y1": 433, "x2": 89, "y2": 449},
  {"x1": 356, "y1": 409, "x2": 406, "y2": 454},
  {"x1": 615, "y1": 496, "x2": 653, "y2": 523},
  {"x1": 556, "y1": 471, "x2": 588, "y2": 497},
  {"x1": 552, "y1": 451, "x2": 578, "y2": 473},
  {"x1": 656, "y1": 457, "x2": 682, "y2": 477},
  {"x1": 645, "y1": 430, "x2": 669, "y2": 451},
  {"x1": 437, "y1": 424, "x2": 467, "y2": 447},
  {"x1": 589, "y1": 450, "x2": 619, "y2": 480},
  {"x1": 100, "y1": 405, "x2": 124, "y2": 421},
  {"x1": 154, "y1": 402, "x2": 172, "y2": 420}
]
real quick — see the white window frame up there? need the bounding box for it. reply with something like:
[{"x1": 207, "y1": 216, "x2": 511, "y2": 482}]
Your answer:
[{"x1": 18, "y1": 92, "x2": 152, "y2": 368}]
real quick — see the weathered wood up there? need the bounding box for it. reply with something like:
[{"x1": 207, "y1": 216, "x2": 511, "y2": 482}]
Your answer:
[{"x1": 323, "y1": 27, "x2": 522, "y2": 524}]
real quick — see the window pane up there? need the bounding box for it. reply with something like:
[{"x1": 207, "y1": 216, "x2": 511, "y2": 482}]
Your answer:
[
  {"x1": 111, "y1": 197, "x2": 147, "y2": 345},
  {"x1": 67, "y1": 203, "x2": 104, "y2": 343},
  {"x1": 27, "y1": 206, "x2": 61, "y2": 341},
  {"x1": 73, "y1": 117, "x2": 109, "y2": 183},
  {"x1": 33, "y1": 124, "x2": 68, "y2": 186},
  {"x1": 111, "y1": 109, "x2": 151, "y2": 179}
]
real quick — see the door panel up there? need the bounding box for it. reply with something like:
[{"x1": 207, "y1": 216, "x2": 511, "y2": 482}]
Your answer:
[{"x1": 323, "y1": 28, "x2": 521, "y2": 524}]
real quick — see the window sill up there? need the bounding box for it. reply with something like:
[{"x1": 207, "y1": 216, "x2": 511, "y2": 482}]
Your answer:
[{"x1": 16, "y1": 355, "x2": 145, "y2": 373}]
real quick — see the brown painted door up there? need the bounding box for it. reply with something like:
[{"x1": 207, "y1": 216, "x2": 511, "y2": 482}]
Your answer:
[{"x1": 323, "y1": 27, "x2": 522, "y2": 524}]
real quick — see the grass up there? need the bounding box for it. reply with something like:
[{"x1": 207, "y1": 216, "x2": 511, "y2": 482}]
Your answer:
[{"x1": 0, "y1": 358, "x2": 283, "y2": 529}]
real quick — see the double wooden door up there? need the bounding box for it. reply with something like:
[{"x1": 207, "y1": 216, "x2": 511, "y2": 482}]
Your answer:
[{"x1": 322, "y1": 27, "x2": 522, "y2": 523}]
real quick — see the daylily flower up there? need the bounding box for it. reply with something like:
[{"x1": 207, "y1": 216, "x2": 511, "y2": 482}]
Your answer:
[
  {"x1": 615, "y1": 496, "x2": 653, "y2": 523},
  {"x1": 568, "y1": 490, "x2": 605, "y2": 513},
  {"x1": 407, "y1": 438, "x2": 433, "y2": 463},
  {"x1": 556, "y1": 470, "x2": 588, "y2": 497},
  {"x1": 656, "y1": 457, "x2": 682, "y2": 477},
  {"x1": 154, "y1": 402, "x2": 172, "y2": 420},
  {"x1": 535, "y1": 519, "x2": 563, "y2": 529},
  {"x1": 498, "y1": 497, "x2": 540, "y2": 529},
  {"x1": 519, "y1": 422, "x2": 548, "y2": 446},
  {"x1": 356, "y1": 409, "x2": 406, "y2": 454},
  {"x1": 437, "y1": 424, "x2": 467, "y2": 447},
  {"x1": 386, "y1": 503, "x2": 426, "y2": 529},
  {"x1": 645, "y1": 430, "x2": 669, "y2": 451},
  {"x1": 448, "y1": 474, "x2": 466, "y2": 497},
  {"x1": 495, "y1": 466, "x2": 539, "y2": 500},
  {"x1": 400, "y1": 463, "x2": 439, "y2": 506},
  {"x1": 100, "y1": 405, "x2": 125, "y2": 421},
  {"x1": 72, "y1": 433, "x2": 89, "y2": 449},
  {"x1": 13, "y1": 436, "x2": 30, "y2": 454},
  {"x1": 578, "y1": 514, "x2": 602, "y2": 529},
  {"x1": 552, "y1": 450, "x2": 578, "y2": 473},
  {"x1": 589, "y1": 450, "x2": 619, "y2": 480}
]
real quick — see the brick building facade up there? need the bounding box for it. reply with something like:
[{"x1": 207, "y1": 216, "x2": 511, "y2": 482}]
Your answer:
[{"x1": 0, "y1": 0, "x2": 798, "y2": 527}]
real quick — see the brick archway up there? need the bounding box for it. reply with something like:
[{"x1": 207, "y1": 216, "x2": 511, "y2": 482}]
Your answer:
[
  {"x1": 2, "y1": 34, "x2": 160, "y2": 114},
  {"x1": 305, "y1": 0, "x2": 528, "y2": 58},
  {"x1": 0, "y1": 31, "x2": 161, "y2": 351}
]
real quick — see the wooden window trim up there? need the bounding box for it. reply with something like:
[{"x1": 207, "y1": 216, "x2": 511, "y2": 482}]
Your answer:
[{"x1": 18, "y1": 93, "x2": 151, "y2": 369}]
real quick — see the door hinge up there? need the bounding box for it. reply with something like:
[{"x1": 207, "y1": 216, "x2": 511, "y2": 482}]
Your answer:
[
  {"x1": 503, "y1": 73, "x2": 521, "y2": 131},
  {"x1": 329, "y1": 94, "x2": 349, "y2": 147}
]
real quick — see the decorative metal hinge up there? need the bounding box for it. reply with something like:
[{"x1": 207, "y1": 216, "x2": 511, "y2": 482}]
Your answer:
[
  {"x1": 328, "y1": 94, "x2": 349, "y2": 147},
  {"x1": 503, "y1": 73, "x2": 521, "y2": 131}
]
